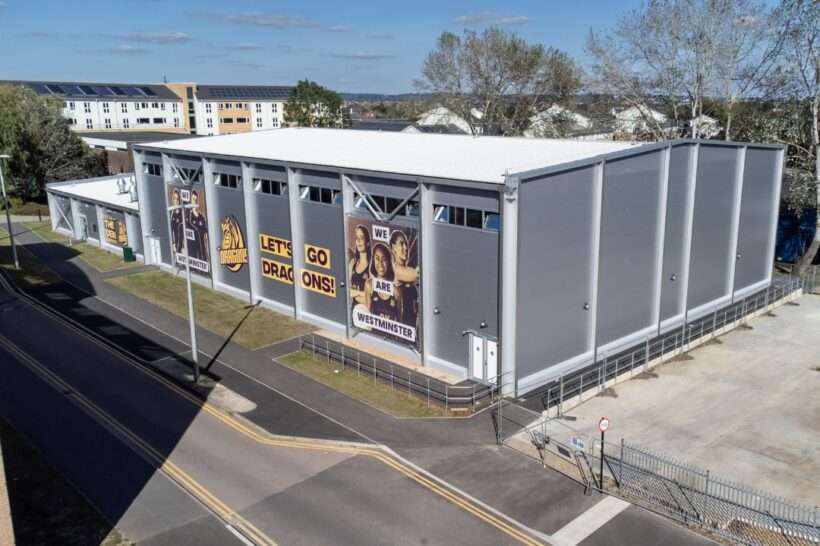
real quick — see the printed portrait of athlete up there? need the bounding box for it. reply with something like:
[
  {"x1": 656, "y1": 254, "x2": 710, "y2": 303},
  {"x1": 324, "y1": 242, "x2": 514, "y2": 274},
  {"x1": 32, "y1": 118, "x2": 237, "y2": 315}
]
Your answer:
[
  {"x1": 348, "y1": 224, "x2": 371, "y2": 308},
  {"x1": 365, "y1": 243, "x2": 400, "y2": 322},
  {"x1": 389, "y1": 230, "x2": 419, "y2": 327},
  {"x1": 169, "y1": 188, "x2": 184, "y2": 254}
]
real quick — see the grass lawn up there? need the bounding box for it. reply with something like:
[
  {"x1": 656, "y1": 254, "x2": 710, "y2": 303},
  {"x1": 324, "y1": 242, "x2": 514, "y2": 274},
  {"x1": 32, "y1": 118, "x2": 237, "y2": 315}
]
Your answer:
[
  {"x1": 0, "y1": 226, "x2": 61, "y2": 287},
  {"x1": 278, "y1": 351, "x2": 446, "y2": 417},
  {"x1": 107, "y1": 270, "x2": 317, "y2": 349},
  {"x1": 3, "y1": 199, "x2": 50, "y2": 217},
  {"x1": 26, "y1": 222, "x2": 140, "y2": 273},
  {"x1": 0, "y1": 418, "x2": 132, "y2": 545}
]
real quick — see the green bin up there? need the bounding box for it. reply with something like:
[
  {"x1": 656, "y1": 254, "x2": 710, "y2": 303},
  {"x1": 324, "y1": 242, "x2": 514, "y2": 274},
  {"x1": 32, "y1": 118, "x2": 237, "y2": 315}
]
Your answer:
[{"x1": 122, "y1": 246, "x2": 135, "y2": 262}]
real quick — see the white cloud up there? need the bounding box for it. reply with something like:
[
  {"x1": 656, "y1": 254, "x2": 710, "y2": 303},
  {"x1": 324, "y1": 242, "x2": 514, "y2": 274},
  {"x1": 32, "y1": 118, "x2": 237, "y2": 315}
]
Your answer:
[
  {"x1": 455, "y1": 12, "x2": 530, "y2": 26},
  {"x1": 119, "y1": 32, "x2": 192, "y2": 44},
  {"x1": 329, "y1": 51, "x2": 396, "y2": 60},
  {"x1": 93, "y1": 44, "x2": 151, "y2": 56}
]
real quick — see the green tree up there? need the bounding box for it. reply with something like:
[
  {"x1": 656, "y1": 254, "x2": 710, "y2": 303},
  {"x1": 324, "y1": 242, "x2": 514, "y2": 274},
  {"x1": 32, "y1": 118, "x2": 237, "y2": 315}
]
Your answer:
[
  {"x1": 0, "y1": 84, "x2": 106, "y2": 202},
  {"x1": 284, "y1": 80, "x2": 349, "y2": 128},
  {"x1": 416, "y1": 28, "x2": 584, "y2": 136}
]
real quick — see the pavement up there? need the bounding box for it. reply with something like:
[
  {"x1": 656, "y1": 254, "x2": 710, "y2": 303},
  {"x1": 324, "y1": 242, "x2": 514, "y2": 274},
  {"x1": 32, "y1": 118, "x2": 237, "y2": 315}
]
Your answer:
[
  {"x1": 565, "y1": 295, "x2": 820, "y2": 506},
  {"x1": 0, "y1": 221, "x2": 719, "y2": 546}
]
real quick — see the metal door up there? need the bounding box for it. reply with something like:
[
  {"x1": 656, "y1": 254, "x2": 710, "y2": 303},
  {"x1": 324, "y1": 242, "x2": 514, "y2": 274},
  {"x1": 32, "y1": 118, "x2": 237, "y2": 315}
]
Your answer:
[
  {"x1": 486, "y1": 340, "x2": 498, "y2": 384},
  {"x1": 149, "y1": 237, "x2": 162, "y2": 265},
  {"x1": 78, "y1": 215, "x2": 88, "y2": 241},
  {"x1": 470, "y1": 333, "x2": 484, "y2": 380}
]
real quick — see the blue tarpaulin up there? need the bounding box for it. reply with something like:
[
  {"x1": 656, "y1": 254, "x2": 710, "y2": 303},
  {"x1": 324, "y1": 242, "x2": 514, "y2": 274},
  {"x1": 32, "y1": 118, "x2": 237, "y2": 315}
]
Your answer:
[{"x1": 775, "y1": 207, "x2": 817, "y2": 263}]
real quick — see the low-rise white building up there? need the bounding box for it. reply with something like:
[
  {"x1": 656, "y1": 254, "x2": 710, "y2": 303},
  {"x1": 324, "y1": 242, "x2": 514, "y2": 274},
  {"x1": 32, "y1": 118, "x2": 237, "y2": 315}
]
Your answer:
[
  {"x1": 191, "y1": 85, "x2": 293, "y2": 136},
  {"x1": 415, "y1": 106, "x2": 476, "y2": 135},
  {"x1": 613, "y1": 105, "x2": 669, "y2": 135},
  {"x1": 524, "y1": 104, "x2": 593, "y2": 138},
  {"x1": 5, "y1": 80, "x2": 184, "y2": 132}
]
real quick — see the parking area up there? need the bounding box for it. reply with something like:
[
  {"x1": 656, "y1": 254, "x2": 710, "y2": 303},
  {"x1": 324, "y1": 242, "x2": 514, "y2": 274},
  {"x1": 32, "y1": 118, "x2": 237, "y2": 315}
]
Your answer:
[{"x1": 565, "y1": 294, "x2": 820, "y2": 506}]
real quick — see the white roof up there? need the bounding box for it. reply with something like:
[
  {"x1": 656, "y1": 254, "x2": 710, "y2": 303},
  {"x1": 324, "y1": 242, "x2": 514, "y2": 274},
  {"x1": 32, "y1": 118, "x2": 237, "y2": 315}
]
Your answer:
[
  {"x1": 48, "y1": 174, "x2": 139, "y2": 211},
  {"x1": 142, "y1": 128, "x2": 637, "y2": 184}
]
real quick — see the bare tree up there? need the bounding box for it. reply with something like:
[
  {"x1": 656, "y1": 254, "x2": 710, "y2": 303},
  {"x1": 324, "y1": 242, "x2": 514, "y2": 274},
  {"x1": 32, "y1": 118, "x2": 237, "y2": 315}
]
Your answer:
[{"x1": 416, "y1": 28, "x2": 583, "y2": 136}]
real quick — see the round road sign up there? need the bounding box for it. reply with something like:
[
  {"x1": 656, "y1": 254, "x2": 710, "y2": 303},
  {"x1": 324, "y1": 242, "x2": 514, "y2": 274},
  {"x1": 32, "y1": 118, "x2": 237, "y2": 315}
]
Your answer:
[{"x1": 598, "y1": 417, "x2": 610, "y2": 433}]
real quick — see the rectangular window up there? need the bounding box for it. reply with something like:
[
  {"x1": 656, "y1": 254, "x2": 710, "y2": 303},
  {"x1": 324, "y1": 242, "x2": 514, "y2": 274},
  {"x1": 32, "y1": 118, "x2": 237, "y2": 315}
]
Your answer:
[
  {"x1": 172, "y1": 103, "x2": 178, "y2": 113},
  {"x1": 483, "y1": 212, "x2": 500, "y2": 231},
  {"x1": 151, "y1": 102, "x2": 159, "y2": 109},
  {"x1": 465, "y1": 208, "x2": 483, "y2": 229},
  {"x1": 299, "y1": 185, "x2": 339, "y2": 205},
  {"x1": 450, "y1": 206, "x2": 465, "y2": 226},
  {"x1": 178, "y1": 167, "x2": 201, "y2": 183},
  {"x1": 272, "y1": 103, "x2": 278, "y2": 113},
  {"x1": 272, "y1": 118, "x2": 279, "y2": 128},
  {"x1": 85, "y1": 119, "x2": 93, "y2": 129},
  {"x1": 141, "y1": 102, "x2": 149, "y2": 109},
  {"x1": 255, "y1": 103, "x2": 262, "y2": 114},
  {"x1": 214, "y1": 173, "x2": 240, "y2": 189},
  {"x1": 405, "y1": 200, "x2": 420, "y2": 217},
  {"x1": 256, "y1": 117, "x2": 262, "y2": 128},
  {"x1": 137, "y1": 118, "x2": 150, "y2": 124},
  {"x1": 134, "y1": 103, "x2": 140, "y2": 111},
  {"x1": 102, "y1": 102, "x2": 109, "y2": 113},
  {"x1": 205, "y1": 103, "x2": 212, "y2": 114},
  {"x1": 236, "y1": 117, "x2": 248, "y2": 124},
  {"x1": 121, "y1": 102, "x2": 127, "y2": 113},
  {"x1": 152, "y1": 117, "x2": 165, "y2": 124},
  {"x1": 174, "y1": 117, "x2": 180, "y2": 128},
  {"x1": 143, "y1": 163, "x2": 163, "y2": 177},
  {"x1": 69, "y1": 101, "x2": 75, "y2": 110},
  {"x1": 235, "y1": 102, "x2": 242, "y2": 109},
  {"x1": 104, "y1": 118, "x2": 112, "y2": 129},
  {"x1": 386, "y1": 197, "x2": 403, "y2": 214},
  {"x1": 206, "y1": 118, "x2": 213, "y2": 128},
  {"x1": 434, "y1": 203, "x2": 499, "y2": 231},
  {"x1": 83, "y1": 102, "x2": 91, "y2": 113},
  {"x1": 222, "y1": 117, "x2": 234, "y2": 124},
  {"x1": 160, "y1": 103, "x2": 165, "y2": 111},
  {"x1": 253, "y1": 178, "x2": 286, "y2": 196},
  {"x1": 123, "y1": 118, "x2": 129, "y2": 128}
]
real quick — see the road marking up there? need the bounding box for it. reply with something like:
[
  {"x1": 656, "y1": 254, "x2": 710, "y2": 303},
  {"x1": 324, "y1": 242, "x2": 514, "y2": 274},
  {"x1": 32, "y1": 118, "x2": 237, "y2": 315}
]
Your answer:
[
  {"x1": 550, "y1": 495, "x2": 630, "y2": 546},
  {"x1": 0, "y1": 333, "x2": 276, "y2": 546},
  {"x1": 2, "y1": 277, "x2": 548, "y2": 546}
]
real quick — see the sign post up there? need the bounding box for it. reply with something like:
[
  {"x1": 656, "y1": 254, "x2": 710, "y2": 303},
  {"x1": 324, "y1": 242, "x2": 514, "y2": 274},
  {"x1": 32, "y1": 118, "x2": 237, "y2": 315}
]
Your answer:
[{"x1": 598, "y1": 417, "x2": 610, "y2": 488}]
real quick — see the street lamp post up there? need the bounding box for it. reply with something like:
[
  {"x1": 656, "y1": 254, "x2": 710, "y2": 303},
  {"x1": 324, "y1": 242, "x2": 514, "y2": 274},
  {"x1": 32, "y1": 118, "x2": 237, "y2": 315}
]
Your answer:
[
  {"x1": 168, "y1": 202, "x2": 200, "y2": 384},
  {"x1": 0, "y1": 154, "x2": 19, "y2": 270}
]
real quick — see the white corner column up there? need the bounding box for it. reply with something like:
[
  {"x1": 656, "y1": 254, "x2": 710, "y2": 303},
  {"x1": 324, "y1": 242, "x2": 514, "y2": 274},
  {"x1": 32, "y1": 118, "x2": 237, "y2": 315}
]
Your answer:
[
  {"x1": 132, "y1": 150, "x2": 153, "y2": 263},
  {"x1": 200, "y1": 156, "x2": 220, "y2": 289},
  {"x1": 286, "y1": 167, "x2": 306, "y2": 320},
  {"x1": 728, "y1": 146, "x2": 747, "y2": 302},
  {"x1": 589, "y1": 161, "x2": 604, "y2": 367},
  {"x1": 241, "y1": 161, "x2": 260, "y2": 304},
  {"x1": 652, "y1": 146, "x2": 671, "y2": 333},
  {"x1": 341, "y1": 172, "x2": 355, "y2": 338},
  {"x1": 419, "y1": 180, "x2": 434, "y2": 369},
  {"x1": 499, "y1": 176, "x2": 519, "y2": 396}
]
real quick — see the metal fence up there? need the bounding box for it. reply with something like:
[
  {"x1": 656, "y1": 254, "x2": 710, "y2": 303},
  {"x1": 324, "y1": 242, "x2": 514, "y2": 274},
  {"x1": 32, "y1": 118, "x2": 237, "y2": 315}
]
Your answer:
[
  {"x1": 298, "y1": 334, "x2": 508, "y2": 412},
  {"x1": 540, "y1": 275, "x2": 810, "y2": 416},
  {"x1": 499, "y1": 414, "x2": 819, "y2": 546}
]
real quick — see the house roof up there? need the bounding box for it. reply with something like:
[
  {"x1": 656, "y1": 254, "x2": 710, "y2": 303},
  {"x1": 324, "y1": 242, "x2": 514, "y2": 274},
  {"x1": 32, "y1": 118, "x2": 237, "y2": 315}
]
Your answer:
[
  {"x1": 47, "y1": 174, "x2": 139, "y2": 212},
  {"x1": 195, "y1": 85, "x2": 294, "y2": 101},
  {"x1": 1, "y1": 80, "x2": 178, "y2": 101},
  {"x1": 137, "y1": 127, "x2": 637, "y2": 185}
]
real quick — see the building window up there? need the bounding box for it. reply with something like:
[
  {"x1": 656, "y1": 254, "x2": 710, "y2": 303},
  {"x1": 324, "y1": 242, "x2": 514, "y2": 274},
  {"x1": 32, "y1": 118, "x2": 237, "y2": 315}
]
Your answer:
[
  {"x1": 353, "y1": 194, "x2": 419, "y2": 217},
  {"x1": 256, "y1": 117, "x2": 262, "y2": 128},
  {"x1": 69, "y1": 118, "x2": 77, "y2": 125},
  {"x1": 255, "y1": 103, "x2": 262, "y2": 114},
  {"x1": 174, "y1": 117, "x2": 180, "y2": 128},
  {"x1": 102, "y1": 102, "x2": 110, "y2": 113},
  {"x1": 178, "y1": 167, "x2": 201, "y2": 183},
  {"x1": 299, "y1": 185, "x2": 341, "y2": 205},
  {"x1": 235, "y1": 102, "x2": 242, "y2": 109},
  {"x1": 433, "y1": 204, "x2": 499, "y2": 232},
  {"x1": 151, "y1": 102, "x2": 159, "y2": 109},
  {"x1": 160, "y1": 103, "x2": 165, "y2": 111},
  {"x1": 253, "y1": 178, "x2": 287, "y2": 196},
  {"x1": 236, "y1": 117, "x2": 248, "y2": 124},
  {"x1": 206, "y1": 118, "x2": 213, "y2": 128},
  {"x1": 152, "y1": 117, "x2": 165, "y2": 124},
  {"x1": 121, "y1": 103, "x2": 128, "y2": 113},
  {"x1": 205, "y1": 103, "x2": 212, "y2": 114},
  {"x1": 214, "y1": 173, "x2": 240, "y2": 189},
  {"x1": 172, "y1": 103, "x2": 178, "y2": 113},
  {"x1": 141, "y1": 102, "x2": 149, "y2": 109},
  {"x1": 85, "y1": 119, "x2": 93, "y2": 129},
  {"x1": 123, "y1": 118, "x2": 129, "y2": 128},
  {"x1": 137, "y1": 117, "x2": 150, "y2": 125},
  {"x1": 272, "y1": 103, "x2": 278, "y2": 113},
  {"x1": 69, "y1": 101, "x2": 75, "y2": 110},
  {"x1": 272, "y1": 118, "x2": 279, "y2": 128},
  {"x1": 104, "y1": 118, "x2": 112, "y2": 129},
  {"x1": 222, "y1": 117, "x2": 234, "y2": 124},
  {"x1": 134, "y1": 103, "x2": 140, "y2": 111},
  {"x1": 143, "y1": 163, "x2": 163, "y2": 177},
  {"x1": 83, "y1": 102, "x2": 91, "y2": 113}
]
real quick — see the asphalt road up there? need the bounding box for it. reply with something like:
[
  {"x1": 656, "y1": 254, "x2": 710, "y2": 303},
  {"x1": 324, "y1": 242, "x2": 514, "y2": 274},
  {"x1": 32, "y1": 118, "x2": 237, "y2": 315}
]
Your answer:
[{"x1": 0, "y1": 277, "x2": 545, "y2": 546}]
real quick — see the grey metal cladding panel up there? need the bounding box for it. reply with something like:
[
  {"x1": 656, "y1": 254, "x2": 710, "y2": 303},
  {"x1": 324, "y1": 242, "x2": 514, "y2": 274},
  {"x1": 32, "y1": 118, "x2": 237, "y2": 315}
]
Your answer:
[
  {"x1": 144, "y1": 179, "x2": 171, "y2": 263},
  {"x1": 256, "y1": 195, "x2": 294, "y2": 305},
  {"x1": 687, "y1": 145, "x2": 738, "y2": 309},
  {"x1": 734, "y1": 148, "x2": 778, "y2": 291},
  {"x1": 213, "y1": 186, "x2": 250, "y2": 291},
  {"x1": 300, "y1": 202, "x2": 346, "y2": 323},
  {"x1": 660, "y1": 145, "x2": 693, "y2": 321},
  {"x1": 516, "y1": 166, "x2": 596, "y2": 378},
  {"x1": 55, "y1": 196, "x2": 72, "y2": 230},
  {"x1": 213, "y1": 160, "x2": 242, "y2": 175},
  {"x1": 596, "y1": 152, "x2": 662, "y2": 345},
  {"x1": 299, "y1": 169, "x2": 341, "y2": 189},
  {"x1": 168, "y1": 155, "x2": 202, "y2": 170},
  {"x1": 253, "y1": 164, "x2": 287, "y2": 182},
  {"x1": 429, "y1": 226, "x2": 498, "y2": 368},
  {"x1": 77, "y1": 201, "x2": 99, "y2": 234},
  {"x1": 355, "y1": 176, "x2": 417, "y2": 199},
  {"x1": 430, "y1": 185, "x2": 499, "y2": 213}
]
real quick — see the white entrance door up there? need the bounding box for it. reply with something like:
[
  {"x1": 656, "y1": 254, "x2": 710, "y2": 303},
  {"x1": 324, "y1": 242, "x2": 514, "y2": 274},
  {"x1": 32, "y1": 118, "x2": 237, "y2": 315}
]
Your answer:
[
  {"x1": 78, "y1": 215, "x2": 88, "y2": 241},
  {"x1": 486, "y1": 340, "x2": 498, "y2": 384},
  {"x1": 470, "y1": 334, "x2": 484, "y2": 380},
  {"x1": 148, "y1": 237, "x2": 162, "y2": 265}
]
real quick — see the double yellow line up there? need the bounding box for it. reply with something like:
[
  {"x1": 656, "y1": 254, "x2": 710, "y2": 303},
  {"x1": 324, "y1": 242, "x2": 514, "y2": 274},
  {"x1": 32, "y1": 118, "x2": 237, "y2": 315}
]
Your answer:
[
  {"x1": 0, "y1": 333, "x2": 276, "y2": 546},
  {"x1": 2, "y1": 285, "x2": 545, "y2": 546}
]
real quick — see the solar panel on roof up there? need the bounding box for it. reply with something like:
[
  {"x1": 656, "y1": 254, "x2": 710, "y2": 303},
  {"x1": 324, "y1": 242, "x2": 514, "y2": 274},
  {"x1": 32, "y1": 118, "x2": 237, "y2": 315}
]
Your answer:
[
  {"x1": 109, "y1": 86, "x2": 127, "y2": 96},
  {"x1": 45, "y1": 84, "x2": 65, "y2": 94},
  {"x1": 30, "y1": 83, "x2": 50, "y2": 94},
  {"x1": 120, "y1": 86, "x2": 139, "y2": 95},
  {"x1": 139, "y1": 86, "x2": 157, "y2": 96},
  {"x1": 63, "y1": 85, "x2": 83, "y2": 95},
  {"x1": 79, "y1": 85, "x2": 97, "y2": 95}
]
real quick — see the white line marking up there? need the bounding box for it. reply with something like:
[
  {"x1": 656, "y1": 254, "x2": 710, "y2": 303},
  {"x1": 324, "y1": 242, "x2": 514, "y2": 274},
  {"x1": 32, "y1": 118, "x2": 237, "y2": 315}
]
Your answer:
[
  {"x1": 550, "y1": 495, "x2": 631, "y2": 546},
  {"x1": 225, "y1": 524, "x2": 256, "y2": 546}
]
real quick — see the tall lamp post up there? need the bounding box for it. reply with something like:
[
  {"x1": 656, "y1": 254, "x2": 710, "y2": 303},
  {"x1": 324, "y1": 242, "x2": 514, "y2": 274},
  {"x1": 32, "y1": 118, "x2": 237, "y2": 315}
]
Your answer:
[
  {"x1": 168, "y1": 201, "x2": 200, "y2": 384},
  {"x1": 0, "y1": 154, "x2": 19, "y2": 270}
]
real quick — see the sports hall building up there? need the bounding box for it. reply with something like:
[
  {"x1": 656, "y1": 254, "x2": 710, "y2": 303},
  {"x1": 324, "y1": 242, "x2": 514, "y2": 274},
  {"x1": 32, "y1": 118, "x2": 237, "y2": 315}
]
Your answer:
[{"x1": 132, "y1": 129, "x2": 783, "y2": 395}]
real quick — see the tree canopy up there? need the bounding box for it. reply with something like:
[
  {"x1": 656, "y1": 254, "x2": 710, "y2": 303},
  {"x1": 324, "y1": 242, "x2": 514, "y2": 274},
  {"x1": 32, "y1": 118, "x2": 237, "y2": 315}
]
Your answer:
[
  {"x1": 284, "y1": 80, "x2": 349, "y2": 128},
  {"x1": 416, "y1": 28, "x2": 584, "y2": 136},
  {"x1": 0, "y1": 84, "x2": 106, "y2": 200}
]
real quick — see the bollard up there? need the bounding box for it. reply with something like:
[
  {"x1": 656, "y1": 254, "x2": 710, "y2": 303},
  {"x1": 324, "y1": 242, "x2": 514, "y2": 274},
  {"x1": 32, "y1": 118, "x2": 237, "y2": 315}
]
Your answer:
[{"x1": 341, "y1": 345, "x2": 345, "y2": 371}]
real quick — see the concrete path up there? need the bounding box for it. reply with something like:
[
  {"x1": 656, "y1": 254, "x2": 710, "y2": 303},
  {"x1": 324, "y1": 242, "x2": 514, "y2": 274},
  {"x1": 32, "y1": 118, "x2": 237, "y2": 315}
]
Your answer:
[
  {"x1": 6, "y1": 221, "x2": 719, "y2": 546},
  {"x1": 0, "y1": 439, "x2": 13, "y2": 546}
]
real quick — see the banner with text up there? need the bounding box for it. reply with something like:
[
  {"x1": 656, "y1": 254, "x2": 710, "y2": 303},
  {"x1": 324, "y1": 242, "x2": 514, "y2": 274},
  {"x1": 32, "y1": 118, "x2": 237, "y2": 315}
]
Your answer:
[{"x1": 167, "y1": 183, "x2": 211, "y2": 276}]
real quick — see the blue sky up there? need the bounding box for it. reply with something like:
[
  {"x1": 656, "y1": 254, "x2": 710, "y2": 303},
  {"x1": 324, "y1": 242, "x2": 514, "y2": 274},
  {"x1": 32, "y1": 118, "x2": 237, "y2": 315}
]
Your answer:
[{"x1": 0, "y1": 0, "x2": 647, "y2": 94}]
